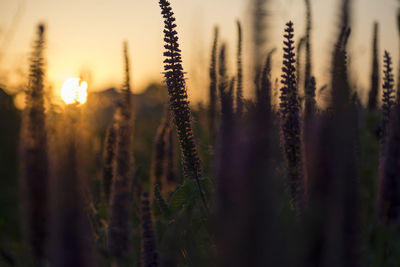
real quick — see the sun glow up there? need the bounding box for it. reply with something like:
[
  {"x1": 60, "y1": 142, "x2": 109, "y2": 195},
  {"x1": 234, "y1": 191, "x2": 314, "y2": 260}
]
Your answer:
[{"x1": 61, "y1": 78, "x2": 88, "y2": 104}]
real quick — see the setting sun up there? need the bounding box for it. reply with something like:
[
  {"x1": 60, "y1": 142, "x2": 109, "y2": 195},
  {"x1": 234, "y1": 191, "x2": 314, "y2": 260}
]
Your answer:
[{"x1": 60, "y1": 78, "x2": 88, "y2": 104}]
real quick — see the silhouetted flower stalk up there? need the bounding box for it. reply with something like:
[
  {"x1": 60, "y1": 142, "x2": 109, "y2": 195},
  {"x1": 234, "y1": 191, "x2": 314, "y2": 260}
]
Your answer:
[
  {"x1": 51, "y1": 112, "x2": 95, "y2": 267},
  {"x1": 304, "y1": 0, "x2": 314, "y2": 117},
  {"x1": 367, "y1": 23, "x2": 380, "y2": 111},
  {"x1": 215, "y1": 46, "x2": 236, "y2": 218},
  {"x1": 380, "y1": 51, "x2": 395, "y2": 147},
  {"x1": 121, "y1": 41, "x2": 133, "y2": 117},
  {"x1": 306, "y1": 17, "x2": 360, "y2": 267},
  {"x1": 328, "y1": 0, "x2": 352, "y2": 110},
  {"x1": 258, "y1": 48, "x2": 275, "y2": 112},
  {"x1": 397, "y1": 8, "x2": 400, "y2": 96},
  {"x1": 378, "y1": 61, "x2": 400, "y2": 224},
  {"x1": 236, "y1": 20, "x2": 244, "y2": 116},
  {"x1": 216, "y1": 99, "x2": 281, "y2": 267},
  {"x1": 331, "y1": 26, "x2": 351, "y2": 110},
  {"x1": 316, "y1": 2, "x2": 360, "y2": 265},
  {"x1": 305, "y1": 115, "x2": 335, "y2": 267},
  {"x1": 304, "y1": 76, "x2": 317, "y2": 117},
  {"x1": 140, "y1": 192, "x2": 159, "y2": 267},
  {"x1": 251, "y1": 0, "x2": 269, "y2": 74},
  {"x1": 229, "y1": 79, "x2": 235, "y2": 98},
  {"x1": 158, "y1": 0, "x2": 207, "y2": 212},
  {"x1": 102, "y1": 121, "x2": 116, "y2": 203},
  {"x1": 209, "y1": 27, "x2": 219, "y2": 138},
  {"x1": 150, "y1": 107, "x2": 170, "y2": 196},
  {"x1": 296, "y1": 37, "x2": 305, "y2": 89},
  {"x1": 215, "y1": 75, "x2": 236, "y2": 267},
  {"x1": 378, "y1": 124, "x2": 400, "y2": 225},
  {"x1": 279, "y1": 21, "x2": 304, "y2": 214},
  {"x1": 340, "y1": 0, "x2": 351, "y2": 33},
  {"x1": 217, "y1": 74, "x2": 235, "y2": 152},
  {"x1": 219, "y1": 44, "x2": 228, "y2": 101},
  {"x1": 82, "y1": 179, "x2": 102, "y2": 242},
  {"x1": 19, "y1": 23, "x2": 49, "y2": 264},
  {"x1": 107, "y1": 42, "x2": 134, "y2": 260},
  {"x1": 302, "y1": 75, "x2": 316, "y2": 202},
  {"x1": 351, "y1": 92, "x2": 362, "y2": 156}
]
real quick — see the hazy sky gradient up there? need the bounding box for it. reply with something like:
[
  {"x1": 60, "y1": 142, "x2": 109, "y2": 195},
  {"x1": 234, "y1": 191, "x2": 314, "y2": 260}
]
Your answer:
[{"x1": 0, "y1": 0, "x2": 399, "y2": 104}]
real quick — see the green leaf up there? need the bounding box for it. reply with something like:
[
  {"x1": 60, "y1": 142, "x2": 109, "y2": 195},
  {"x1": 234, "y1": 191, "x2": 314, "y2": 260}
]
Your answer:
[{"x1": 169, "y1": 179, "x2": 197, "y2": 213}]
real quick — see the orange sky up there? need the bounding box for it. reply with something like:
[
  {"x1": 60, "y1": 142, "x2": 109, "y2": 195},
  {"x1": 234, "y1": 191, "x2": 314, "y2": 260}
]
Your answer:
[{"x1": 0, "y1": 0, "x2": 399, "y2": 105}]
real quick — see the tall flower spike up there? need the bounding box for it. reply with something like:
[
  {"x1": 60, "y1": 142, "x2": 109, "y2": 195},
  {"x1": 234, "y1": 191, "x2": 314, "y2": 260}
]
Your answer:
[
  {"x1": 215, "y1": 77, "x2": 237, "y2": 267},
  {"x1": 279, "y1": 21, "x2": 304, "y2": 214},
  {"x1": 309, "y1": 2, "x2": 359, "y2": 266},
  {"x1": 209, "y1": 27, "x2": 219, "y2": 137},
  {"x1": 158, "y1": 0, "x2": 207, "y2": 211},
  {"x1": 251, "y1": 0, "x2": 269, "y2": 74},
  {"x1": 304, "y1": 76, "x2": 316, "y2": 116},
  {"x1": 397, "y1": 8, "x2": 400, "y2": 96},
  {"x1": 20, "y1": 23, "x2": 49, "y2": 264},
  {"x1": 150, "y1": 107, "x2": 170, "y2": 196},
  {"x1": 331, "y1": 0, "x2": 352, "y2": 110},
  {"x1": 381, "y1": 51, "x2": 395, "y2": 146},
  {"x1": 107, "y1": 43, "x2": 134, "y2": 260},
  {"x1": 378, "y1": 110, "x2": 400, "y2": 225},
  {"x1": 296, "y1": 37, "x2": 305, "y2": 89},
  {"x1": 378, "y1": 55, "x2": 400, "y2": 224},
  {"x1": 303, "y1": 74, "x2": 316, "y2": 206},
  {"x1": 331, "y1": 26, "x2": 351, "y2": 109},
  {"x1": 122, "y1": 41, "x2": 132, "y2": 119},
  {"x1": 304, "y1": 0, "x2": 315, "y2": 118},
  {"x1": 236, "y1": 20, "x2": 244, "y2": 116},
  {"x1": 51, "y1": 121, "x2": 95, "y2": 267},
  {"x1": 219, "y1": 43, "x2": 228, "y2": 99},
  {"x1": 367, "y1": 23, "x2": 380, "y2": 111},
  {"x1": 102, "y1": 121, "x2": 116, "y2": 203},
  {"x1": 259, "y1": 48, "x2": 276, "y2": 112},
  {"x1": 378, "y1": 25, "x2": 400, "y2": 225},
  {"x1": 140, "y1": 192, "x2": 159, "y2": 267}
]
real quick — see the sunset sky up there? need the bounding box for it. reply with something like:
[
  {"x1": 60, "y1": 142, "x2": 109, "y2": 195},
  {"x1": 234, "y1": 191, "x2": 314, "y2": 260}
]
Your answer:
[{"x1": 0, "y1": 0, "x2": 399, "y2": 104}]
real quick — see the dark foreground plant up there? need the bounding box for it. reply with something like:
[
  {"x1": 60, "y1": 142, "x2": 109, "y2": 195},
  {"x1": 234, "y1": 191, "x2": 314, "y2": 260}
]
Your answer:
[
  {"x1": 209, "y1": 27, "x2": 219, "y2": 137},
  {"x1": 296, "y1": 36, "x2": 305, "y2": 91},
  {"x1": 215, "y1": 44, "x2": 235, "y2": 207},
  {"x1": 378, "y1": 51, "x2": 400, "y2": 225},
  {"x1": 102, "y1": 121, "x2": 116, "y2": 203},
  {"x1": 158, "y1": 0, "x2": 207, "y2": 211},
  {"x1": 150, "y1": 108, "x2": 170, "y2": 195},
  {"x1": 19, "y1": 23, "x2": 49, "y2": 264},
  {"x1": 397, "y1": 8, "x2": 400, "y2": 96},
  {"x1": 380, "y1": 51, "x2": 395, "y2": 147},
  {"x1": 378, "y1": 101, "x2": 400, "y2": 224},
  {"x1": 50, "y1": 110, "x2": 95, "y2": 267},
  {"x1": 140, "y1": 192, "x2": 159, "y2": 267},
  {"x1": 218, "y1": 44, "x2": 228, "y2": 103},
  {"x1": 304, "y1": 0, "x2": 315, "y2": 118},
  {"x1": 259, "y1": 48, "x2": 275, "y2": 112},
  {"x1": 251, "y1": 0, "x2": 269, "y2": 74},
  {"x1": 236, "y1": 20, "x2": 244, "y2": 116},
  {"x1": 306, "y1": 2, "x2": 360, "y2": 266},
  {"x1": 279, "y1": 21, "x2": 304, "y2": 214},
  {"x1": 214, "y1": 76, "x2": 235, "y2": 267},
  {"x1": 331, "y1": 25, "x2": 351, "y2": 109},
  {"x1": 367, "y1": 23, "x2": 380, "y2": 111},
  {"x1": 107, "y1": 42, "x2": 134, "y2": 260},
  {"x1": 304, "y1": 76, "x2": 316, "y2": 118}
]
